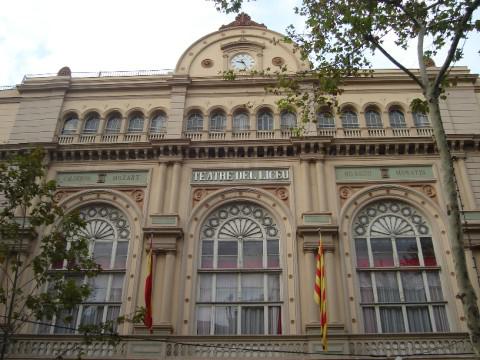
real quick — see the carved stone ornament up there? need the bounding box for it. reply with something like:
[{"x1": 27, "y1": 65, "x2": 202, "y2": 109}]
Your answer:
[
  {"x1": 275, "y1": 187, "x2": 289, "y2": 201},
  {"x1": 57, "y1": 66, "x2": 71, "y2": 77},
  {"x1": 219, "y1": 12, "x2": 267, "y2": 30},
  {"x1": 340, "y1": 186, "x2": 352, "y2": 200},
  {"x1": 272, "y1": 57, "x2": 285, "y2": 67},
  {"x1": 422, "y1": 185, "x2": 436, "y2": 198},
  {"x1": 201, "y1": 59, "x2": 214, "y2": 68}
]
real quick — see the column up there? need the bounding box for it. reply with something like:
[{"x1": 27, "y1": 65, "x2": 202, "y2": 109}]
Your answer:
[
  {"x1": 157, "y1": 162, "x2": 168, "y2": 213},
  {"x1": 325, "y1": 249, "x2": 340, "y2": 323},
  {"x1": 316, "y1": 160, "x2": 328, "y2": 212},
  {"x1": 301, "y1": 160, "x2": 312, "y2": 212},
  {"x1": 305, "y1": 249, "x2": 319, "y2": 321},
  {"x1": 160, "y1": 251, "x2": 176, "y2": 323},
  {"x1": 454, "y1": 157, "x2": 476, "y2": 210},
  {"x1": 168, "y1": 162, "x2": 182, "y2": 213}
]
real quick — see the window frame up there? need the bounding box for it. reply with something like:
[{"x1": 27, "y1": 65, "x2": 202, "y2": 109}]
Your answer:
[
  {"x1": 389, "y1": 109, "x2": 407, "y2": 128},
  {"x1": 365, "y1": 110, "x2": 383, "y2": 129},
  {"x1": 150, "y1": 112, "x2": 167, "y2": 133},
  {"x1": 340, "y1": 110, "x2": 359, "y2": 129},
  {"x1": 232, "y1": 111, "x2": 250, "y2": 132},
  {"x1": 105, "y1": 113, "x2": 122, "y2": 134},
  {"x1": 62, "y1": 115, "x2": 79, "y2": 135},
  {"x1": 209, "y1": 111, "x2": 227, "y2": 132},
  {"x1": 280, "y1": 111, "x2": 296, "y2": 130},
  {"x1": 317, "y1": 111, "x2": 335, "y2": 129},
  {"x1": 186, "y1": 112, "x2": 204, "y2": 132},
  {"x1": 127, "y1": 113, "x2": 145, "y2": 133},
  {"x1": 257, "y1": 109, "x2": 274, "y2": 131},
  {"x1": 83, "y1": 113, "x2": 100, "y2": 134}
]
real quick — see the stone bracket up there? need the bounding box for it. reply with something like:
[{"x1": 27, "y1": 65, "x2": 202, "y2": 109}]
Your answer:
[{"x1": 143, "y1": 227, "x2": 183, "y2": 252}]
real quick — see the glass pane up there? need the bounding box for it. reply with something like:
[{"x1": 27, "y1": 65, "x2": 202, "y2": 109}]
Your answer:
[
  {"x1": 105, "y1": 117, "x2": 121, "y2": 133},
  {"x1": 371, "y1": 238, "x2": 394, "y2": 267},
  {"x1": 93, "y1": 242, "x2": 113, "y2": 269},
  {"x1": 267, "y1": 240, "x2": 279, "y2": 268},
  {"x1": 379, "y1": 307, "x2": 405, "y2": 332},
  {"x1": 233, "y1": 112, "x2": 249, "y2": 131},
  {"x1": 317, "y1": 112, "x2": 335, "y2": 128},
  {"x1": 257, "y1": 111, "x2": 273, "y2": 131},
  {"x1": 87, "y1": 274, "x2": 109, "y2": 302},
  {"x1": 197, "y1": 306, "x2": 212, "y2": 335},
  {"x1": 427, "y1": 272, "x2": 444, "y2": 301},
  {"x1": 150, "y1": 114, "x2": 166, "y2": 132},
  {"x1": 110, "y1": 274, "x2": 124, "y2": 302},
  {"x1": 355, "y1": 238, "x2": 369, "y2": 267},
  {"x1": 243, "y1": 241, "x2": 263, "y2": 268},
  {"x1": 218, "y1": 241, "x2": 238, "y2": 268},
  {"x1": 362, "y1": 307, "x2": 377, "y2": 333},
  {"x1": 187, "y1": 113, "x2": 203, "y2": 131},
  {"x1": 106, "y1": 306, "x2": 120, "y2": 331},
  {"x1": 216, "y1": 274, "x2": 237, "y2": 301},
  {"x1": 198, "y1": 274, "x2": 212, "y2": 302},
  {"x1": 401, "y1": 272, "x2": 426, "y2": 302},
  {"x1": 396, "y1": 238, "x2": 419, "y2": 266},
  {"x1": 215, "y1": 306, "x2": 237, "y2": 335},
  {"x1": 241, "y1": 274, "x2": 264, "y2": 301},
  {"x1": 420, "y1": 237, "x2": 437, "y2": 266},
  {"x1": 241, "y1": 306, "x2": 264, "y2": 334},
  {"x1": 201, "y1": 240, "x2": 213, "y2": 268},
  {"x1": 210, "y1": 113, "x2": 226, "y2": 131},
  {"x1": 389, "y1": 110, "x2": 406, "y2": 128},
  {"x1": 375, "y1": 272, "x2": 400, "y2": 302},
  {"x1": 268, "y1": 274, "x2": 280, "y2": 301},
  {"x1": 62, "y1": 118, "x2": 78, "y2": 135},
  {"x1": 413, "y1": 112, "x2": 429, "y2": 127},
  {"x1": 365, "y1": 110, "x2": 382, "y2": 128},
  {"x1": 407, "y1": 306, "x2": 432, "y2": 332},
  {"x1": 359, "y1": 272, "x2": 374, "y2": 303},
  {"x1": 54, "y1": 307, "x2": 79, "y2": 334},
  {"x1": 268, "y1": 306, "x2": 282, "y2": 334},
  {"x1": 341, "y1": 111, "x2": 359, "y2": 128},
  {"x1": 433, "y1": 305, "x2": 449, "y2": 332},
  {"x1": 128, "y1": 116, "x2": 144, "y2": 132},
  {"x1": 84, "y1": 116, "x2": 99, "y2": 133},
  {"x1": 280, "y1": 112, "x2": 296, "y2": 129},
  {"x1": 81, "y1": 305, "x2": 104, "y2": 326},
  {"x1": 114, "y1": 242, "x2": 128, "y2": 269}
]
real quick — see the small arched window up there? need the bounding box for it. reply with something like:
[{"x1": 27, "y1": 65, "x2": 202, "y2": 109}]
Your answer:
[
  {"x1": 61, "y1": 114, "x2": 79, "y2": 135},
  {"x1": 150, "y1": 112, "x2": 167, "y2": 133},
  {"x1": 389, "y1": 109, "x2": 406, "y2": 128},
  {"x1": 105, "y1": 113, "x2": 122, "y2": 134},
  {"x1": 186, "y1": 112, "x2": 204, "y2": 132},
  {"x1": 317, "y1": 111, "x2": 335, "y2": 128},
  {"x1": 127, "y1": 112, "x2": 144, "y2": 133},
  {"x1": 365, "y1": 110, "x2": 383, "y2": 128},
  {"x1": 233, "y1": 110, "x2": 249, "y2": 132},
  {"x1": 413, "y1": 112, "x2": 430, "y2": 127},
  {"x1": 280, "y1": 111, "x2": 296, "y2": 130},
  {"x1": 257, "y1": 109, "x2": 273, "y2": 131},
  {"x1": 83, "y1": 113, "x2": 100, "y2": 134},
  {"x1": 340, "y1": 110, "x2": 359, "y2": 128},
  {"x1": 210, "y1": 111, "x2": 226, "y2": 132}
]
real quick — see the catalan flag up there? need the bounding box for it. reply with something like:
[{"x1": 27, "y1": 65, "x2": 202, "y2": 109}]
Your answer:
[
  {"x1": 314, "y1": 237, "x2": 327, "y2": 351},
  {"x1": 144, "y1": 238, "x2": 153, "y2": 333}
]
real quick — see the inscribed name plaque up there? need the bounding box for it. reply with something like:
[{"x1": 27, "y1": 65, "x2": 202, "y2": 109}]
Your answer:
[
  {"x1": 335, "y1": 165, "x2": 433, "y2": 182},
  {"x1": 57, "y1": 171, "x2": 149, "y2": 187},
  {"x1": 192, "y1": 168, "x2": 290, "y2": 184}
]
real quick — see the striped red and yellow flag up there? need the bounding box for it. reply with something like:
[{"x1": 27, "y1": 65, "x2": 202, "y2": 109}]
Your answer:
[
  {"x1": 314, "y1": 237, "x2": 327, "y2": 351},
  {"x1": 143, "y1": 238, "x2": 153, "y2": 333}
]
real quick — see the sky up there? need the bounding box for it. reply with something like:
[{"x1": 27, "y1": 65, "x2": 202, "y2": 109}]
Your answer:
[{"x1": 0, "y1": 0, "x2": 479, "y2": 86}]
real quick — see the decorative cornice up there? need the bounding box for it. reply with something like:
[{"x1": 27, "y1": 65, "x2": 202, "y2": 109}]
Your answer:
[{"x1": 219, "y1": 13, "x2": 267, "y2": 30}]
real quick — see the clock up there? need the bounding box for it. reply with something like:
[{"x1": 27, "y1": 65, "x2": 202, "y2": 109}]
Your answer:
[{"x1": 230, "y1": 53, "x2": 255, "y2": 71}]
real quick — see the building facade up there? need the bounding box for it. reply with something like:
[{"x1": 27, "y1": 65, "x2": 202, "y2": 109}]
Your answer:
[{"x1": 1, "y1": 13, "x2": 480, "y2": 359}]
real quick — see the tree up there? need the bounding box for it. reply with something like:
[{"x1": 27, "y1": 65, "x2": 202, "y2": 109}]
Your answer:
[
  {"x1": 213, "y1": 0, "x2": 480, "y2": 354},
  {"x1": 0, "y1": 148, "x2": 102, "y2": 360}
]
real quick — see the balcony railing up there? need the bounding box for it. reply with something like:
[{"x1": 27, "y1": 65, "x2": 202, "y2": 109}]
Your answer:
[{"x1": 7, "y1": 333, "x2": 473, "y2": 359}]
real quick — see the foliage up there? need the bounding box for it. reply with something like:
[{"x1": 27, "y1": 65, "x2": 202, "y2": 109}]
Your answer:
[{"x1": 0, "y1": 148, "x2": 99, "y2": 359}]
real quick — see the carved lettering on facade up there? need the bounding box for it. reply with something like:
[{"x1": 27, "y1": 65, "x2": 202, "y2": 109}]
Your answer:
[{"x1": 191, "y1": 168, "x2": 290, "y2": 184}]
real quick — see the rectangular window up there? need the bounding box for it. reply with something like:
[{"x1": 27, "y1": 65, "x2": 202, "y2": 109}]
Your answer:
[
  {"x1": 241, "y1": 306, "x2": 264, "y2": 334},
  {"x1": 216, "y1": 274, "x2": 237, "y2": 302},
  {"x1": 407, "y1": 306, "x2": 432, "y2": 332},
  {"x1": 375, "y1": 272, "x2": 400, "y2": 303},
  {"x1": 201, "y1": 240, "x2": 213, "y2": 269},
  {"x1": 268, "y1": 306, "x2": 282, "y2": 334},
  {"x1": 420, "y1": 237, "x2": 437, "y2": 266},
  {"x1": 114, "y1": 242, "x2": 128, "y2": 269},
  {"x1": 215, "y1": 306, "x2": 238, "y2": 335},
  {"x1": 87, "y1": 274, "x2": 109, "y2": 302},
  {"x1": 359, "y1": 272, "x2": 374, "y2": 303},
  {"x1": 241, "y1": 274, "x2": 264, "y2": 301},
  {"x1": 81, "y1": 305, "x2": 104, "y2": 326},
  {"x1": 371, "y1": 238, "x2": 394, "y2": 267},
  {"x1": 433, "y1": 305, "x2": 449, "y2": 332},
  {"x1": 362, "y1": 307, "x2": 378, "y2": 333},
  {"x1": 110, "y1": 274, "x2": 124, "y2": 302},
  {"x1": 267, "y1": 240, "x2": 280, "y2": 268},
  {"x1": 218, "y1": 241, "x2": 238, "y2": 268},
  {"x1": 196, "y1": 306, "x2": 211, "y2": 335},
  {"x1": 93, "y1": 242, "x2": 113, "y2": 269},
  {"x1": 396, "y1": 237, "x2": 419, "y2": 266},
  {"x1": 427, "y1": 272, "x2": 444, "y2": 301},
  {"x1": 355, "y1": 238, "x2": 369, "y2": 267},
  {"x1": 401, "y1": 272, "x2": 426, "y2": 302},
  {"x1": 379, "y1": 306, "x2": 405, "y2": 332},
  {"x1": 267, "y1": 274, "x2": 280, "y2": 301},
  {"x1": 198, "y1": 274, "x2": 213, "y2": 302},
  {"x1": 243, "y1": 240, "x2": 263, "y2": 268}
]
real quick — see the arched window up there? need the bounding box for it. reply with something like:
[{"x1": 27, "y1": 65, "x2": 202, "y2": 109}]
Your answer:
[
  {"x1": 196, "y1": 202, "x2": 282, "y2": 335},
  {"x1": 365, "y1": 110, "x2": 383, "y2": 128},
  {"x1": 83, "y1": 113, "x2": 100, "y2": 134},
  {"x1": 340, "y1": 110, "x2": 359, "y2": 128},
  {"x1": 186, "y1": 112, "x2": 204, "y2": 132},
  {"x1": 150, "y1": 112, "x2": 167, "y2": 133},
  {"x1": 413, "y1": 112, "x2": 430, "y2": 127},
  {"x1": 210, "y1": 110, "x2": 226, "y2": 132},
  {"x1": 233, "y1": 110, "x2": 249, "y2": 132},
  {"x1": 280, "y1": 111, "x2": 296, "y2": 130},
  {"x1": 127, "y1": 112, "x2": 144, "y2": 133},
  {"x1": 105, "y1": 113, "x2": 122, "y2": 134},
  {"x1": 389, "y1": 109, "x2": 406, "y2": 128},
  {"x1": 62, "y1": 114, "x2": 78, "y2": 135},
  {"x1": 353, "y1": 200, "x2": 449, "y2": 333},
  {"x1": 317, "y1": 111, "x2": 335, "y2": 128},
  {"x1": 43, "y1": 204, "x2": 130, "y2": 334},
  {"x1": 257, "y1": 109, "x2": 273, "y2": 131}
]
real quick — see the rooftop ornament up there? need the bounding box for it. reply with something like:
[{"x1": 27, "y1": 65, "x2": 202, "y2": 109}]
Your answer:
[{"x1": 219, "y1": 12, "x2": 267, "y2": 30}]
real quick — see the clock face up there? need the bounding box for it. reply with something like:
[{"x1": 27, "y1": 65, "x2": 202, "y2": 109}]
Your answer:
[{"x1": 230, "y1": 53, "x2": 255, "y2": 71}]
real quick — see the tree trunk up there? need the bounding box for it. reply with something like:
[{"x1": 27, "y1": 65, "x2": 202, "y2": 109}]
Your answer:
[{"x1": 427, "y1": 93, "x2": 480, "y2": 355}]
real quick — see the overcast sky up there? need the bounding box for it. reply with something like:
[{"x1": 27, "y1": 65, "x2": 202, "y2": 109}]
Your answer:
[{"x1": 0, "y1": 0, "x2": 478, "y2": 86}]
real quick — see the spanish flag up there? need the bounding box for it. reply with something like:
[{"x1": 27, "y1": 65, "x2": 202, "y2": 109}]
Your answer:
[
  {"x1": 144, "y1": 238, "x2": 153, "y2": 333},
  {"x1": 314, "y1": 237, "x2": 327, "y2": 351}
]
